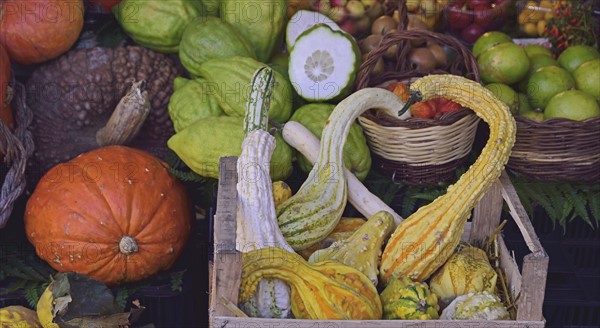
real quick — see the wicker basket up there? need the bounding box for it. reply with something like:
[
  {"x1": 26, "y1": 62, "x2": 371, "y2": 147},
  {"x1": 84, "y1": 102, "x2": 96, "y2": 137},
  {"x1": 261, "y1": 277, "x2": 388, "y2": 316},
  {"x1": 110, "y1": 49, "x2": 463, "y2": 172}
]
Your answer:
[
  {"x1": 0, "y1": 81, "x2": 34, "y2": 229},
  {"x1": 355, "y1": 0, "x2": 481, "y2": 185},
  {"x1": 506, "y1": 115, "x2": 600, "y2": 183}
]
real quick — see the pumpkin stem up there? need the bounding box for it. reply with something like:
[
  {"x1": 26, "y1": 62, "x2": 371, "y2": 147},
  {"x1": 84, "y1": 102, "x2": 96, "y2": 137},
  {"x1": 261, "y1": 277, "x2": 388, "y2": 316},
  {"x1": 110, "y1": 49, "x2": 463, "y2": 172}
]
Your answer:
[
  {"x1": 119, "y1": 236, "x2": 139, "y2": 255},
  {"x1": 96, "y1": 80, "x2": 150, "y2": 147}
]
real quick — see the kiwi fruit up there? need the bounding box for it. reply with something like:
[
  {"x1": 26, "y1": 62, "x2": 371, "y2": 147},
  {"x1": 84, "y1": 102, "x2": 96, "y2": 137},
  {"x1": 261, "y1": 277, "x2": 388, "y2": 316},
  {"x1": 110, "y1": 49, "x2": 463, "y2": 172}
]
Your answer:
[
  {"x1": 371, "y1": 15, "x2": 397, "y2": 35},
  {"x1": 408, "y1": 47, "x2": 437, "y2": 72},
  {"x1": 360, "y1": 34, "x2": 383, "y2": 54},
  {"x1": 407, "y1": 15, "x2": 427, "y2": 47},
  {"x1": 427, "y1": 41, "x2": 448, "y2": 67}
]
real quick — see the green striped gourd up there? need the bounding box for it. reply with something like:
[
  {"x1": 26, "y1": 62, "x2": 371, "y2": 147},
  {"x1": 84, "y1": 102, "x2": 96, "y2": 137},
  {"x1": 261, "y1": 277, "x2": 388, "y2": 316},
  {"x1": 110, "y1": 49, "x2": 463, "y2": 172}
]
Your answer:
[
  {"x1": 380, "y1": 276, "x2": 440, "y2": 320},
  {"x1": 379, "y1": 74, "x2": 517, "y2": 284},
  {"x1": 276, "y1": 89, "x2": 404, "y2": 251},
  {"x1": 235, "y1": 67, "x2": 292, "y2": 318}
]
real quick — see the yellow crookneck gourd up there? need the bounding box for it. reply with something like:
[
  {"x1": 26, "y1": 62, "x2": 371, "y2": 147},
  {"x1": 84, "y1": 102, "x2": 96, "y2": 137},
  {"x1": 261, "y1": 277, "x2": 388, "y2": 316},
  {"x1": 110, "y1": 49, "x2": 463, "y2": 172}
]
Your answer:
[
  {"x1": 240, "y1": 247, "x2": 383, "y2": 320},
  {"x1": 379, "y1": 74, "x2": 517, "y2": 284}
]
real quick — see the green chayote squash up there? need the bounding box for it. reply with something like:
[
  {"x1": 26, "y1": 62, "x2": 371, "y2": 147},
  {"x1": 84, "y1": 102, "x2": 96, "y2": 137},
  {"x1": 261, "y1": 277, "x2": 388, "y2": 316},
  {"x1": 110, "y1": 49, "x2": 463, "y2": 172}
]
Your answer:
[
  {"x1": 167, "y1": 116, "x2": 293, "y2": 180},
  {"x1": 168, "y1": 77, "x2": 224, "y2": 132},
  {"x1": 114, "y1": 0, "x2": 205, "y2": 53},
  {"x1": 289, "y1": 103, "x2": 372, "y2": 181},
  {"x1": 179, "y1": 17, "x2": 256, "y2": 76},
  {"x1": 201, "y1": 0, "x2": 220, "y2": 16},
  {"x1": 220, "y1": 0, "x2": 286, "y2": 62},
  {"x1": 197, "y1": 56, "x2": 293, "y2": 123}
]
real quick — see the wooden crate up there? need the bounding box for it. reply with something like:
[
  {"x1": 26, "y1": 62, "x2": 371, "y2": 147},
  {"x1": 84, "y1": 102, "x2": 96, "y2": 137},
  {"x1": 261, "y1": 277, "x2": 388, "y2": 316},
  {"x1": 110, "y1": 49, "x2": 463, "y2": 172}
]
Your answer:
[{"x1": 209, "y1": 156, "x2": 549, "y2": 327}]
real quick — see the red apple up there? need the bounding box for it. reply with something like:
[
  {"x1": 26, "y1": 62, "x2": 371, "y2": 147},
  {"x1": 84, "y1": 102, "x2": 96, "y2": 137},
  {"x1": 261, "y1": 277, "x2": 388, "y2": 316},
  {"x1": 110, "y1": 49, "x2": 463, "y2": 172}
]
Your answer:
[
  {"x1": 447, "y1": 4, "x2": 473, "y2": 30},
  {"x1": 467, "y1": 0, "x2": 489, "y2": 9},
  {"x1": 461, "y1": 23, "x2": 485, "y2": 43},
  {"x1": 473, "y1": 5, "x2": 494, "y2": 29}
]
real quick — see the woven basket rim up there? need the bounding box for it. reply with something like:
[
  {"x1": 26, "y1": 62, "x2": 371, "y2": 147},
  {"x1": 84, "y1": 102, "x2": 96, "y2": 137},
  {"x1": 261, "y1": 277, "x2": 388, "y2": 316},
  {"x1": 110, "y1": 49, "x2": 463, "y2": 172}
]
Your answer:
[
  {"x1": 515, "y1": 114, "x2": 600, "y2": 127},
  {"x1": 1, "y1": 80, "x2": 34, "y2": 229},
  {"x1": 508, "y1": 113, "x2": 600, "y2": 183}
]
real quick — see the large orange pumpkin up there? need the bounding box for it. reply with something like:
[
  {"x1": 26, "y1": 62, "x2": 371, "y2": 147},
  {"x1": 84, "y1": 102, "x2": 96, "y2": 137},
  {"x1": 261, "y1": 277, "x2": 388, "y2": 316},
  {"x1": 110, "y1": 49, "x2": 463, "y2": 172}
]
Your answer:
[
  {"x1": 0, "y1": 43, "x2": 12, "y2": 129},
  {"x1": 24, "y1": 145, "x2": 192, "y2": 286},
  {"x1": 0, "y1": 0, "x2": 84, "y2": 65}
]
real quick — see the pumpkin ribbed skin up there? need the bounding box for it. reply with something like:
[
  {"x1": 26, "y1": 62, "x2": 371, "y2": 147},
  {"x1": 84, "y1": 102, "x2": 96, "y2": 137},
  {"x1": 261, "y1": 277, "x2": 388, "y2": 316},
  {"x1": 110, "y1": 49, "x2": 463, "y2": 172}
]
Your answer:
[
  {"x1": 24, "y1": 146, "x2": 191, "y2": 286},
  {"x1": 379, "y1": 75, "x2": 516, "y2": 284}
]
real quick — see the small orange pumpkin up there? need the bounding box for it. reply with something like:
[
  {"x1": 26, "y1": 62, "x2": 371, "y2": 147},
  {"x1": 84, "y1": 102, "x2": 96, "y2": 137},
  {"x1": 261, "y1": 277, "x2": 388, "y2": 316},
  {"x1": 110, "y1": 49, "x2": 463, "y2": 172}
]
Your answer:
[
  {"x1": 25, "y1": 145, "x2": 192, "y2": 286},
  {"x1": 0, "y1": 0, "x2": 84, "y2": 65}
]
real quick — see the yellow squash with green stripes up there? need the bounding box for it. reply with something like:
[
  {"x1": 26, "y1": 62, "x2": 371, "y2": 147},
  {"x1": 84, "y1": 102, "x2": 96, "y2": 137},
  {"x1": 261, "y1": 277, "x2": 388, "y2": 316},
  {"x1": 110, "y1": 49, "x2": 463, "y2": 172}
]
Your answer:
[{"x1": 379, "y1": 74, "x2": 516, "y2": 284}]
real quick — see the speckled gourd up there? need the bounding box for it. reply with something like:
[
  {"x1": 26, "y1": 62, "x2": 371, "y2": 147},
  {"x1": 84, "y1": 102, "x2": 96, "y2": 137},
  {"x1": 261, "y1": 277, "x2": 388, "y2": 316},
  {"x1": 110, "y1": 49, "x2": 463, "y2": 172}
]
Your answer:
[
  {"x1": 235, "y1": 67, "x2": 293, "y2": 318},
  {"x1": 276, "y1": 89, "x2": 404, "y2": 251},
  {"x1": 379, "y1": 75, "x2": 517, "y2": 284},
  {"x1": 240, "y1": 247, "x2": 383, "y2": 320},
  {"x1": 429, "y1": 245, "x2": 498, "y2": 305},
  {"x1": 308, "y1": 211, "x2": 395, "y2": 286}
]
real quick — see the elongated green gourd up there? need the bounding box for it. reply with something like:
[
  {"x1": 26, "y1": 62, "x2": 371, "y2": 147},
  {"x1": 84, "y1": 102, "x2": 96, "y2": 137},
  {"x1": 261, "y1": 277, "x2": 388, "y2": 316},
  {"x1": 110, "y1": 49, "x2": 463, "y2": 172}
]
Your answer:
[
  {"x1": 379, "y1": 74, "x2": 516, "y2": 284},
  {"x1": 308, "y1": 211, "x2": 395, "y2": 286},
  {"x1": 236, "y1": 67, "x2": 293, "y2": 318},
  {"x1": 276, "y1": 89, "x2": 404, "y2": 250}
]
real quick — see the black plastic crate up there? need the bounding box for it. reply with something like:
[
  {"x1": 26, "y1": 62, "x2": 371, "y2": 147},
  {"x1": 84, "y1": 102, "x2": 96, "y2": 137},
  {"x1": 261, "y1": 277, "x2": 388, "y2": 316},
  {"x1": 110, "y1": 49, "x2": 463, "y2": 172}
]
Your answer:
[
  {"x1": 543, "y1": 301, "x2": 600, "y2": 328},
  {"x1": 502, "y1": 208, "x2": 600, "y2": 328}
]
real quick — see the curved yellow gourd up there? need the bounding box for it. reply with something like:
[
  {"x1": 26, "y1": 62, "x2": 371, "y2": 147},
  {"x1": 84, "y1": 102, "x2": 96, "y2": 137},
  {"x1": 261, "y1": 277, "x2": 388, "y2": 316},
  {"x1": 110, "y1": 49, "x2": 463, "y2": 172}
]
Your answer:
[
  {"x1": 379, "y1": 74, "x2": 516, "y2": 284},
  {"x1": 240, "y1": 247, "x2": 382, "y2": 320}
]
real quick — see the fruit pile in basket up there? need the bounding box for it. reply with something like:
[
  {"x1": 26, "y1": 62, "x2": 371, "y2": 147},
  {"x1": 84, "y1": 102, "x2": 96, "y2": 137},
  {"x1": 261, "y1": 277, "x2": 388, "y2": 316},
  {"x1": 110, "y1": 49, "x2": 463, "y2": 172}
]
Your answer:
[
  {"x1": 309, "y1": 0, "x2": 388, "y2": 37},
  {"x1": 517, "y1": 0, "x2": 555, "y2": 37},
  {"x1": 386, "y1": 81, "x2": 463, "y2": 119},
  {"x1": 444, "y1": 0, "x2": 512, "y2": 44},
  {"x1": 473, "y1": 31, "x2": 600, "y2": 121},
  {"x1": 358, "y1": 14, "x2": 448, "y2": 75}
]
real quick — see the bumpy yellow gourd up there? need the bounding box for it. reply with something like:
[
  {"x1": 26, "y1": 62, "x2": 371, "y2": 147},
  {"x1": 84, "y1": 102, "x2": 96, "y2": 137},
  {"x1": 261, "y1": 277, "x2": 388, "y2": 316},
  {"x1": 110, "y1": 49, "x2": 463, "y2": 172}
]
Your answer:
[
  {"x1": 380, "y1": 74, "x2": 516, "y2": 284},
  {"x1": 430, "y1": 246, "x2": 498, "y2": 305},
  {"x1": 240, "y1": 247, "x2": 383, "y2": 320},
  {"x1": 309, "y1": 211, "x2": 395, "y2": 286}
]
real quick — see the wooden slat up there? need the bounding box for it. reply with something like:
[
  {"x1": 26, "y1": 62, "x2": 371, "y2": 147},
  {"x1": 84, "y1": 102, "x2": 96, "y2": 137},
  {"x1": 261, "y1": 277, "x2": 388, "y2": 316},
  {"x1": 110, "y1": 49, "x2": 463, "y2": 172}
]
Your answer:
[
  {"x1": 516, "y1": 253, "x2": 549, "y2": 321},
  {"x1": 499, "y1": 171, "x2": 545, "y2": 254},
  {"x1": 213, "y1": 156, "x2": 239, "y2": 252},
  {"x1": 471, "y1": 179, "x2": 503, "y2": 243},
  {"x1": 497, "y1": 236, "x2": 522, "y2": 301},
  {"x1": 209, "y1": 157, "x2": 242, "y2": 324},
  {"x1": 213, "y1": 317, "x2": 546, "y2": 328},
  {"x1": 500, "y1": 171, "x2": 548, "y2": 322}
]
